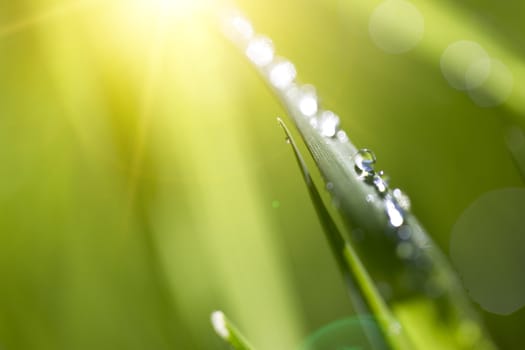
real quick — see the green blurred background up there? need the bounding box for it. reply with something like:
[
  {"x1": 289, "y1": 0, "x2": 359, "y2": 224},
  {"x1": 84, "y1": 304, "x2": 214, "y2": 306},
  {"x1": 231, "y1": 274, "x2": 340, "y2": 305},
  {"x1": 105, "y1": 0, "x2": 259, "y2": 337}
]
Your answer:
[{"x1": 0, "y1": 0, "x2": 524, "y2": 349}]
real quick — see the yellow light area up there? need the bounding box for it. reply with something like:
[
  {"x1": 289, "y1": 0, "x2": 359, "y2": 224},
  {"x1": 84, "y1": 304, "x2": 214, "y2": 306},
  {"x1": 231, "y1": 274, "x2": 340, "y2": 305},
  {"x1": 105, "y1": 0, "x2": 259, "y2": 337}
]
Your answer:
[{"x1": 127, "y1": 0, "x2": 218, "y2": 19}]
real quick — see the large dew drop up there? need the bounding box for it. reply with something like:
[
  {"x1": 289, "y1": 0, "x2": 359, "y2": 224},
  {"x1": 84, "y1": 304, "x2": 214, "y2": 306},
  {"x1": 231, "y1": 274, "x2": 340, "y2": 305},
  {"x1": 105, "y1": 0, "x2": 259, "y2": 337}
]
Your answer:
[{"x1": 353, "y1": 149, "x2": 376, "y2": 177}]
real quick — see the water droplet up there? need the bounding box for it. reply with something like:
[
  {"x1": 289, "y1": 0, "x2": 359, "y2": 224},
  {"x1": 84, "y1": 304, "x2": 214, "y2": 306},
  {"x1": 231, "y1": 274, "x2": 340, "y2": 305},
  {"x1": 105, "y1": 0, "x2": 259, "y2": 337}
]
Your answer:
[
  {"x1": 326, "y1": 182, "x2": 334, "y2": 191},
  {"x1": 269, "y1": 60, "x2": 297, "y2": 89},
  {"x1": 336, "y1": 130, "x2": 349, "y2": 143},
  {"x1": 297, "y1": 85, "x2": 318, "y2": 117},
  {"x1": 246, "y1": 36, "x2": 274, "y2": 67},
  {"x1": 353, "y1": 149, "x2": 376, "y2": 177},
  {"x1": 373, "y1": 170, "x2": 389, "y2": 194},
  {"x1": 318, "y1": 111, "x2": 340, "y2": 138},
  {"x1": 396, "y1": 241, "x2": 414, "y2": 259},
  {"x1": 385, "y1": 195, "x2": 404, "y2": 227},
  {"x1": 309, "y1": 118, "x2": 318, "y2": 129},
  {"x1": 393, "y1": 188, "x2": 411, "y2": 210},
  {"x1": 366, "y1": 194, "x2": 375, "y2": 203}
]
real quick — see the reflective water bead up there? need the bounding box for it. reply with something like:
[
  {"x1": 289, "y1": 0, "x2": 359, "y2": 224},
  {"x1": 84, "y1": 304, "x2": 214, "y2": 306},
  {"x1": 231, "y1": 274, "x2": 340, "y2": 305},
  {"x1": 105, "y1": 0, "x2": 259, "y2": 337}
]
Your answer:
[
  {"x1": 318, "y1": 111, "x2": 340, "y2": 137},
  {"x1": 393, "y1": 188, "x2": 411, "y2": 211},
  {"x1": 245, "y1": 36, "x2": 274, "y2": 67},
  {"x1": 298, "y1": 85, "x2": 318, "y2": 117},
  {"x1": 269, "y1": 60, "x2": 296, "y2": 89},
  {"x1": 373, "y1": 170, "x2": 389, "y2": 194},
  {"x1": 385, "y1": 195, "x2": 404, "y2": 227},
  {"x1": 353, "y1": 149, "x2": 376, "y2": 176},
  {"x1": 336, "y1": 130, "x2": 349, "y2": 143}
]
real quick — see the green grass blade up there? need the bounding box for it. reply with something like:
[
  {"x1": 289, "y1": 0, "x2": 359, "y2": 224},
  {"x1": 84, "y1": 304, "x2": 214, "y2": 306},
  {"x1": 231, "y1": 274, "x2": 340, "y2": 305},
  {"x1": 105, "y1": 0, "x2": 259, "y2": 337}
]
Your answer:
[
  {"x1": 221, "y1": 10, "x2": 498, "y2": 350},
  {"x1": 211, "y1": 311, "x2": 256, "y2": 350},
  {"x1": 278, "y1": 118, "x2": 412, "y2": 350}
]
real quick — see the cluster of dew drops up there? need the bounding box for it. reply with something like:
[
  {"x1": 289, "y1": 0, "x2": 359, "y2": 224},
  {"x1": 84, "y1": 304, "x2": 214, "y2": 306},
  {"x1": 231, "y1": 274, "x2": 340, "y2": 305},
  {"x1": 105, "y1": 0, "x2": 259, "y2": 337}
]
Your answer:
[{"x1": 223, "y1": 10, "x2": 413, "y2": 240}]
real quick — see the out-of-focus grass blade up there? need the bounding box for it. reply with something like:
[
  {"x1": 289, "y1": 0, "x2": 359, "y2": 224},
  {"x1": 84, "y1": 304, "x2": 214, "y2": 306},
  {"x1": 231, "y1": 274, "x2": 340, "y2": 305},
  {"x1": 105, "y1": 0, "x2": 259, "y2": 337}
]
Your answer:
[
  {"x1": 506, "y1": 126, "x2": 525, "y2": 182},
  {"x1": 211, "y1": 311, "x2": 256, "y2": 350},
  {"x1": 278, "y1": 118, "x2": 412, "y2": 350}
]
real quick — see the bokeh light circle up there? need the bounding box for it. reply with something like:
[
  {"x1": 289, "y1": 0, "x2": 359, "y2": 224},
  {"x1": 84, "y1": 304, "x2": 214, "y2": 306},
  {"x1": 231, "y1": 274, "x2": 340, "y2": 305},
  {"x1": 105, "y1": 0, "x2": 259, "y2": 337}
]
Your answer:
[
  {"x1": 300, "y1": 316, "x2": 385, "y2": 350},
  {"x1": 440, "y1": 41, "x2": 489, "y2": 91},
  {"x1": 450, "y1": 188, "x2": 525, "y2": 315},
  {"x1": 466, "y1": 58, "x2": 513, "y2": 107},
  {"x1": 369, "y1": 0, "x2": 424, "y2": 54}
]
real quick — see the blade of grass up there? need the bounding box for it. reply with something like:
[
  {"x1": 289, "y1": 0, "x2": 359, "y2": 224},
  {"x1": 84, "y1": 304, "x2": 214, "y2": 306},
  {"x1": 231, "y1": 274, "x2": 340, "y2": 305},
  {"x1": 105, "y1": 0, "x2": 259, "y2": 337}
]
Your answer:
[
  {"x1": 278, "y1": 118, "x2": 413, "y2": 350},
  {"x1": 221, "y1": 9, "x2": 498, "y2": 350},
  {"x1": 211, "y1": 311, "x2": 256, "y2": 350}
]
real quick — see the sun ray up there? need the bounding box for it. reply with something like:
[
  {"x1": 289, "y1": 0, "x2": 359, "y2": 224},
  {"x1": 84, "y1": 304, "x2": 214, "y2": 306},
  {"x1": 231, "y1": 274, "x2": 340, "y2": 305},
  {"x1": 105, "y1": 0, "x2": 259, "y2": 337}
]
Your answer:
[
  {"x1": 123, "y1": 8, "x2": 170, "y2": 224},
  {"x1": 0, "y1": 0, "x2": 99, "y2": 39}
]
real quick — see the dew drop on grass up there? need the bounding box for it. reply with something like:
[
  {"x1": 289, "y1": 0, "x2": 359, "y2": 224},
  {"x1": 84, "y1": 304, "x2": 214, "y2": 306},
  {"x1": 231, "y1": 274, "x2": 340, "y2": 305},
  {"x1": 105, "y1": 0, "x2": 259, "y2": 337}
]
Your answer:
[
  {"x1": 319, "y1": 111, "x2": 340, "y2": 137},
  {"x1": 246, "y1": 36, "x2": 274, "y2": 67},
  {"x1": 269, "y1": 60, "x2": 297, "y2": 89},
  {"x1": 385, "y1": 195, "x2": 404, "y2": 227},
  {"x1": 373, "y1": 170, "x2": 389, "y2": 194},
  {"x1": 393, "y1": 188, "x2": 411, "y2": 210},
  {"x1": 297, "y1": 85, "x2": 318, "y2": 117},
  {"x1": 353, "y1": 149, "x2": 376, "y2": 176},
  {"x1": 336, "y1": 130, "x2": 349, "y2": 143}
]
